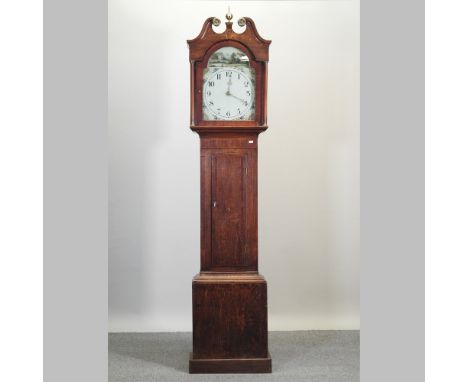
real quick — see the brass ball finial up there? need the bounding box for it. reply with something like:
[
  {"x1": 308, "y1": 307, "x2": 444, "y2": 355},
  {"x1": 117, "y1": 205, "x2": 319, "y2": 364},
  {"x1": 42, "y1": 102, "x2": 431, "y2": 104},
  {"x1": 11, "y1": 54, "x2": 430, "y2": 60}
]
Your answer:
[{"x1": 226, "y1": 6, "x2": 233, "y2": 21}]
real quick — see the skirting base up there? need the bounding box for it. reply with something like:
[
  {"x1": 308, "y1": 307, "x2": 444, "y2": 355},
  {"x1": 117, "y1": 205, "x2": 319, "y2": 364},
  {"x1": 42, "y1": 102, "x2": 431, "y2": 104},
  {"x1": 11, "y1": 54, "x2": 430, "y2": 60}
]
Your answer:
[{"x1": 189, "y1": 352, "x2": 272, "y2": 374}]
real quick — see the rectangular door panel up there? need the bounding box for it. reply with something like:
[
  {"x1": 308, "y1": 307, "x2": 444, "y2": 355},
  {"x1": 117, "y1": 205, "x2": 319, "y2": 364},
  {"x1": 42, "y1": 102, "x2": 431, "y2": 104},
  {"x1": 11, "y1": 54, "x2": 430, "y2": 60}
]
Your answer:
[{"x1": 211, "y1": 153, "x2": 247, "y2": 267}]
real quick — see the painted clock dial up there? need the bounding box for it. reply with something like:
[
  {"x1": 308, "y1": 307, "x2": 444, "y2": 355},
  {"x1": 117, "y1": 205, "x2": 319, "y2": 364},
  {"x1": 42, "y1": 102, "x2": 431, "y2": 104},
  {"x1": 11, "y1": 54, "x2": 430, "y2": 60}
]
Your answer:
[{"x1": 202, "y1": 46, "x2": 255, "y2": 121}]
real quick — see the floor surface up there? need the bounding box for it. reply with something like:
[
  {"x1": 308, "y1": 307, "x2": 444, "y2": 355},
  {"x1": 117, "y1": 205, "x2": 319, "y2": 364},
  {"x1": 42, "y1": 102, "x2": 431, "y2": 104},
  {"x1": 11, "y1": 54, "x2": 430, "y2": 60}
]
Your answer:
[{"x1": 109, "y1": 331, "x2": 359, "y2": 382}]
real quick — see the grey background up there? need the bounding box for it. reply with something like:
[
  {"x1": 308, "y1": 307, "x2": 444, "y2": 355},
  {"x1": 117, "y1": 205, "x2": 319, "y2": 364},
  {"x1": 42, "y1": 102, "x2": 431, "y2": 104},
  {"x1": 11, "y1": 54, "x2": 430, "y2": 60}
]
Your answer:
[
  {"x1": 44, "y1": 1, "x2": 424, "y2": 382},
  {"x1": 360, "y1": 0, "x2": 424, "y2": 381},
  {"x1": 44, "y1": 0, "x2": 108, "y2": 381}
]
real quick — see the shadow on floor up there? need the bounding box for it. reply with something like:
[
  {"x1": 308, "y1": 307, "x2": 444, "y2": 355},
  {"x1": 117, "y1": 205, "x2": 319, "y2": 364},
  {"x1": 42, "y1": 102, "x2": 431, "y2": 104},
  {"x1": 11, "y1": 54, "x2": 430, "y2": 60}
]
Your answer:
[{"x1": 109, "y1": 332, "x2": 190, "y2": 373}]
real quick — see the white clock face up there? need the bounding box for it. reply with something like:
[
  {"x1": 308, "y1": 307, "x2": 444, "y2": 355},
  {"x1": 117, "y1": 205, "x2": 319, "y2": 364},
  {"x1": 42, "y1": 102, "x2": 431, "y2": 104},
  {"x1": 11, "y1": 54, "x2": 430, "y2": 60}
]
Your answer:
[
  {"x1": 203, "y1": 68, "x2": 254, "y2": 120},
  {"x1": 202, "y1": 46, "x2": 256, "y2": 121}
]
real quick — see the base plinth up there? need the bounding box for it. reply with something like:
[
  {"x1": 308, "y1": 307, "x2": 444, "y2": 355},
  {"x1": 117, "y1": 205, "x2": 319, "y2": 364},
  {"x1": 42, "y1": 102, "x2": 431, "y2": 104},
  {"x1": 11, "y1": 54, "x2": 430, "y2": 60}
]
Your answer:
[
  {"x1": 189, "y1": 352, "x2": 272, "y2": 374},
  {"x1": 190, "y1": 273, "x2": 271, "y2": 374}
]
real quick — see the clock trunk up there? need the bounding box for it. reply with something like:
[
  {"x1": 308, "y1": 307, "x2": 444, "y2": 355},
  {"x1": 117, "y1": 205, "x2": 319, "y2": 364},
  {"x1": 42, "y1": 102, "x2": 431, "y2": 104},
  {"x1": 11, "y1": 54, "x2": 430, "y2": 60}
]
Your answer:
[{"x1": 200, "y1": 136, "x2": 258, "y2": 272}]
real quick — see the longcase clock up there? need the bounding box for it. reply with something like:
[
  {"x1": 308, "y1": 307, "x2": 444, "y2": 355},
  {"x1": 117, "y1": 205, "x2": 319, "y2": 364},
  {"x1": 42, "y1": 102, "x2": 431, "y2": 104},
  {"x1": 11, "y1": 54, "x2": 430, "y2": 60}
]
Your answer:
[{"x1": 187, "y1": 13, "x2": 272, "y2": 374}]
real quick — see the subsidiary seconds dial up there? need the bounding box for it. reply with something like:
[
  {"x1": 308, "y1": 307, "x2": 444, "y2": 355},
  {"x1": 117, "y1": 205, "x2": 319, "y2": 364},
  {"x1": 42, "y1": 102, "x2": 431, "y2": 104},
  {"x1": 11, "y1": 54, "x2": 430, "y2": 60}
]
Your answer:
[{"x1": 203, "y1": 68, "x2": 254, "y2": 120}]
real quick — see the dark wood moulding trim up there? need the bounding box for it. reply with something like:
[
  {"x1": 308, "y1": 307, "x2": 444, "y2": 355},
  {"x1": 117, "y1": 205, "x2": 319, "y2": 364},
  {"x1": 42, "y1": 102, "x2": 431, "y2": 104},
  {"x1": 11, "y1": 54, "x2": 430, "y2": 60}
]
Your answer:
[
  {"x1": 189, "y1": 352, "x2": 272, "y2": 374},
  {"x1": 193, "y1": 272, "x2": 266, "y2": 283},
  {"x1": 191, "y1": 125, "x2": 268, "y2": 134}
]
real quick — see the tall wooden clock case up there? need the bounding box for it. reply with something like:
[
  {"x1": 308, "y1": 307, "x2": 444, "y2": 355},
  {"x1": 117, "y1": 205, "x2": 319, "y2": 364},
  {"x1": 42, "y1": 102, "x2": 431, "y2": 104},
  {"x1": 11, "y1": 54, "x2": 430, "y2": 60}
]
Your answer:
[{"x1": 187, "y1": 13, "x2": 272, "y2": 374}]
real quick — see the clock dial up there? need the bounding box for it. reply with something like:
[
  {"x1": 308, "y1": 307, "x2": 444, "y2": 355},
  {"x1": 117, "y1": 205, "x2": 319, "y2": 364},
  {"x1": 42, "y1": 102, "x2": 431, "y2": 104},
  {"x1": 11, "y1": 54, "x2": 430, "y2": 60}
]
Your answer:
[
  {"x1": 202, "y1": 46, "x2": 255, "y2": 121},
  {"x1": 203, "y1": 68, "x2": 254, "y2": 120}
]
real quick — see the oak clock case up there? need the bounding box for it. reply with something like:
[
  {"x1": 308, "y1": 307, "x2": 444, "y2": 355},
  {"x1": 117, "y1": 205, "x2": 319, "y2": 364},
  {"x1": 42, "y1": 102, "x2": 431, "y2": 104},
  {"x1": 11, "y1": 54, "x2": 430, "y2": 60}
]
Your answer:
[{"x1": 187, "y1": 16, "x2": 272, "y2": 374}]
